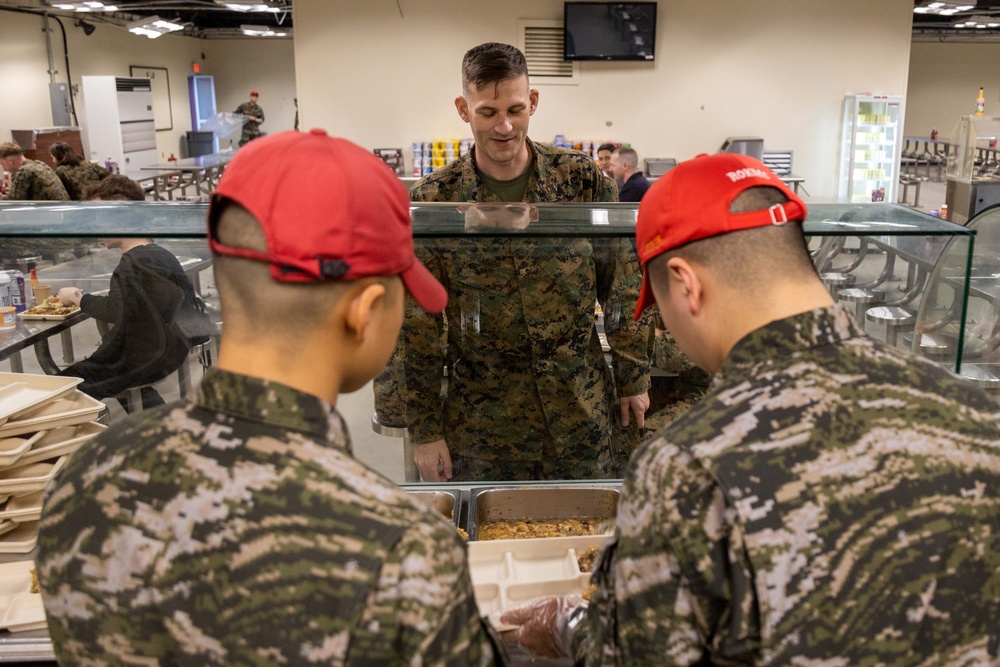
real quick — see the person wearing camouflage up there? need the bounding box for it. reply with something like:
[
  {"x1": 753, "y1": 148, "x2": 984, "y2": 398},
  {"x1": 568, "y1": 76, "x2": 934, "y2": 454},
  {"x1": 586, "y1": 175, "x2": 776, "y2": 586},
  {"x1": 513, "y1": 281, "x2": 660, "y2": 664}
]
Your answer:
[
  {"x1": 49, "y1": 141, "x2": 109, "y2": 200},
  {"x1": 390, "y1": 42, "x2": 650, "y2": 482},
  {"x1": 0, "y1": 141, "x2": 69, "y2": 201},
  {"x1": 37, "y1": 130, "x2": 505, "y2": 666},
  {"x1": 502, "y1": 153, "x2": 1000, "y2": 664},
  {"x1": 235, "y1": 90, "x2": 265, "y2": 147}
]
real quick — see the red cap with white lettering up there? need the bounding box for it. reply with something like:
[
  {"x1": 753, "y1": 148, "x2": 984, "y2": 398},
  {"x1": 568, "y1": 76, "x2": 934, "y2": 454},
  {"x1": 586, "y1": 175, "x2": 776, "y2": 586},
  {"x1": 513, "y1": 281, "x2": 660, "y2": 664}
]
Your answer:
[{"x1": 633, "y1": 152, "x2": 807, "y2": 320}]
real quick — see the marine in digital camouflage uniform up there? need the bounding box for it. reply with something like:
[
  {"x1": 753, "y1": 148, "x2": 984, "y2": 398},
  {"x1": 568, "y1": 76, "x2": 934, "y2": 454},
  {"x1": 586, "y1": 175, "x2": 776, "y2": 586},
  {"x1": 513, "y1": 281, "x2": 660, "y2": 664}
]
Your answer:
[
  {"x1": 55, "y1": 160, "x2": 109, "y2": 200},
  {"x1": 236, "y1": 93, "x2": 265, "y2": 147},
  {"x1": 575, "y1": 304, "x2": 1000, "y2": 665},
  {"x1": 394, "y1": 138, "x2": 651, "y2": 480},
  {"x1": 38, "y1": 370, "x2": 504, "y2": 666},
  {"x1": 4, "y1": 158, "x2": 69, "y2": 201}
]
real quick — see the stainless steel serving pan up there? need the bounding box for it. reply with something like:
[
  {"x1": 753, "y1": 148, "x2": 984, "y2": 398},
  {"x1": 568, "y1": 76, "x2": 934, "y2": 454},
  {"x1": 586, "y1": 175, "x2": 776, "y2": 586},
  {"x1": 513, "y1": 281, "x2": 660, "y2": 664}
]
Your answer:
[
  {"x1": 406, "y1": 489, "x2": 462, "y2": 527},
  {"x1": 467, "y1": 486, "x2": 620, "y2": 541}
]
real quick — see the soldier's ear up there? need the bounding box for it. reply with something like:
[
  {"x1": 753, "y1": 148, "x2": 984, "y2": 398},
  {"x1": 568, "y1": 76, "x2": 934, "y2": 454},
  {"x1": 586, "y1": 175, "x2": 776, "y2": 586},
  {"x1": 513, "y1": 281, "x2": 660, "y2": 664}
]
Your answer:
[
  {"x1": 529, "y1": 89, "x2": 539, "y2": 116},
  {"x1": 455, "y1": 96, "x2": 470, "y2": 123}
]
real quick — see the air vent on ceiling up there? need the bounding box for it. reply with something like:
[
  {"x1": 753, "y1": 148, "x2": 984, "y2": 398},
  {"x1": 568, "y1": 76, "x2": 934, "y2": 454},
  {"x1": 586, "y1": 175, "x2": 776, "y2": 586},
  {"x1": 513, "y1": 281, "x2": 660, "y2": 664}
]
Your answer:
[{"x1": 519, "y1": 19, "x2": 579, "y2": 84}]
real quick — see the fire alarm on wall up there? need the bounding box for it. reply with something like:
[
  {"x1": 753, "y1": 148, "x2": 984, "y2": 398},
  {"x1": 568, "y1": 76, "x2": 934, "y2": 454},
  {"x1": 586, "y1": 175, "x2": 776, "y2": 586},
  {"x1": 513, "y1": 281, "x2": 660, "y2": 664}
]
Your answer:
[{"x1": 192, "y1": 62, "x2": 201, "y2": 74}]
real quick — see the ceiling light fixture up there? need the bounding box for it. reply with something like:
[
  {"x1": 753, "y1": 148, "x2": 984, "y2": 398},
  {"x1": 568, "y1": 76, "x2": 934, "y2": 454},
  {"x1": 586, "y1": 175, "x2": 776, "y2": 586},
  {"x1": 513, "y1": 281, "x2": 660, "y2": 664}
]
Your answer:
[
  {"x1": 127, "y1": 15, "x2": 185, "y2": 38},
  {"x1": 240, "y1": 24, "x2": 288, "y2": 36},
  {"x1": 46, "y1": 0, "x2": 118, "y2": 10},
  {"x1": 214, "y1": 0, "x2": 282, "y2": 12},
  {"x1": 914, "y1": 0, "x2": 975, "y2": 14}
]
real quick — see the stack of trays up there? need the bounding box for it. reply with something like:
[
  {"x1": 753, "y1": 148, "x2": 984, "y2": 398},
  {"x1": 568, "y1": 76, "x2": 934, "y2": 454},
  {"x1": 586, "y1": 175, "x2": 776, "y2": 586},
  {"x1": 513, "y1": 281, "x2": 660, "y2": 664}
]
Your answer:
[
  {"x1": 0, "y1": 372, "x2": 106, "y2": 554},
  {"x1": 468, "y1": 534, "x2": 607, "y2": 632}
]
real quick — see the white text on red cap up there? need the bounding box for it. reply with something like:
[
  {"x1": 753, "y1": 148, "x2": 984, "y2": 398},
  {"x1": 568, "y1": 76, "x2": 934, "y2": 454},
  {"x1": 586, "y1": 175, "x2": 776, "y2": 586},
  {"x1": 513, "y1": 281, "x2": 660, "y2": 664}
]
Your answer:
[{"x1": 726, "y1": 168, "x2": 772, "y2": 182}]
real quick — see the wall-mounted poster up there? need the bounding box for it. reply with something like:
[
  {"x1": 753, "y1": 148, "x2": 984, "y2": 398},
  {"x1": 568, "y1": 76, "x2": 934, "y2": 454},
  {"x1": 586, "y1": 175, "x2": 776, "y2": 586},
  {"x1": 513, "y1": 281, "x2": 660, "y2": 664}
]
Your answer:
[{"x1": 130, "y1": 65, "x2": 173, "y2": 131}]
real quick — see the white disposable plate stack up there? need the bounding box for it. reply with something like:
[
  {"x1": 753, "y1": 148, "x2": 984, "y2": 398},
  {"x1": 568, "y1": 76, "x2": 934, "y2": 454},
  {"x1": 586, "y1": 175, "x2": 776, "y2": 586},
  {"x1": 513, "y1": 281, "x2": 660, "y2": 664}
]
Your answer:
[
  {"x1": 0, "y1": 373, "x2": 107, "y2": 556},
  {"x1": 467, "y1": 534, "x2": 609, "y2": 630}
]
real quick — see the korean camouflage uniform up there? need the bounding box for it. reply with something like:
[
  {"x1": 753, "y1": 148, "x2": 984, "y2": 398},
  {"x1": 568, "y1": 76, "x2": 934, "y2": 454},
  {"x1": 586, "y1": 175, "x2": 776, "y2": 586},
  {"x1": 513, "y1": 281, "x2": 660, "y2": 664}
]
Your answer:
[
  {"x1": 576, "y1": 304, "x2": 1000, "y2": 665},
  {"x1": 391, "y1": 139, "x2": 651, "y2": 480},
  {"x1": 55, "y1": 160, "x2": 109, "y2": 200},
  {"x1": 3, "y1": 159, "x2": 69, "y2": 201},
  {"x1": 236, "y1": 101, "x2": 265, "y2": 146},
  {"x1": 38, "y1": 369, "x2": 505, "y2": 666}
]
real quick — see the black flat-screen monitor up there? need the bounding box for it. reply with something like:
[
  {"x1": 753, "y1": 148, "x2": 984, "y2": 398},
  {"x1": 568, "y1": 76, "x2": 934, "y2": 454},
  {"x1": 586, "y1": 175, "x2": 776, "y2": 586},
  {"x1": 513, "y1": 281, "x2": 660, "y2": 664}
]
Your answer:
[{"x1": 564, "y1": 2, "x2": 657, "y2": 61}]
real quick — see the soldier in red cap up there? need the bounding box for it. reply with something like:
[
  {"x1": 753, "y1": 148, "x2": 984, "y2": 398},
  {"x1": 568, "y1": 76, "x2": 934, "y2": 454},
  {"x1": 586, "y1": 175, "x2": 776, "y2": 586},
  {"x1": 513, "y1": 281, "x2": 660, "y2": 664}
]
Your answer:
[
  {"x1": 37, "y1": 130, "x2": 505, "y2": 666},
  {"x1": 235, "y1": 90, "x2": 265, "y2": 147},
  {"x1": 501, "y1": 152, "x2": 1000, "y2": 665}
]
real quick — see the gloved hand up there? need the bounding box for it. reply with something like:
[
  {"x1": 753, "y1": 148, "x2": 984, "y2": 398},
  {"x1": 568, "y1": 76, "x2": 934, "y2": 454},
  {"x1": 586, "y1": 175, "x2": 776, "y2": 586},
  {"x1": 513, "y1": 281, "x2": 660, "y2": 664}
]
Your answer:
[{"x1": 499, "y1": 594, "x2": 587, "y2": 659}]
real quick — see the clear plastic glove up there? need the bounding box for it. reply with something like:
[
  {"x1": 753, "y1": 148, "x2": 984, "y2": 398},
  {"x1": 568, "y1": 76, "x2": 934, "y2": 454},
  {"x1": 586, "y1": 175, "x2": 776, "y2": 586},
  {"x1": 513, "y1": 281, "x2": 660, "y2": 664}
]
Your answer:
[{"x1": 499, "y1": 594, "x2": 587, "y2": 659}]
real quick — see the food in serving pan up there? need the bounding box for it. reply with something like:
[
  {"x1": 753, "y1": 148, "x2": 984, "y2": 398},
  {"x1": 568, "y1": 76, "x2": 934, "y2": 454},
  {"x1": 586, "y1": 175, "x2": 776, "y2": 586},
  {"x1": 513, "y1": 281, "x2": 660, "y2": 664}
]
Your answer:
[
  {"x1": 23, "y1": 297, "x2": 80, "y2": 317},
  {"x1": 577, "y1": 545, "x2": 601, "y2": 573},
  {"x1": 477, "y1": 517, "x2": 607, "y2": 541}
]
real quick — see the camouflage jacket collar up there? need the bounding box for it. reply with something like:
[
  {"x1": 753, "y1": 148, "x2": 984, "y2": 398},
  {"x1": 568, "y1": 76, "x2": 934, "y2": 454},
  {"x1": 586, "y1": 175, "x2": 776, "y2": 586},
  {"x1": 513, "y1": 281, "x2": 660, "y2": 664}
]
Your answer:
[
  {"x1": 196, "y1": 368, "x2": 351, "y2": 453},
  {"x1": 465, "y1": 138, "x2": 561, "y2": 202},
  {"x1": 716, "y1": 303, "x2": 862, "y2": 383}
]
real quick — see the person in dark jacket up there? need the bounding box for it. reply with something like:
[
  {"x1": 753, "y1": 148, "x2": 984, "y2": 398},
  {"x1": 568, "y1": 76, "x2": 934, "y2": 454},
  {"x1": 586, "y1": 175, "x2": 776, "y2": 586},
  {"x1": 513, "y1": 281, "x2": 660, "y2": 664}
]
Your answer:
[
  {"x1": 610, "y1": 146, "x2": 651, "y2": 202},
  {"x1": 56, "y1": 176, "x2": 205, "y2": 411}
]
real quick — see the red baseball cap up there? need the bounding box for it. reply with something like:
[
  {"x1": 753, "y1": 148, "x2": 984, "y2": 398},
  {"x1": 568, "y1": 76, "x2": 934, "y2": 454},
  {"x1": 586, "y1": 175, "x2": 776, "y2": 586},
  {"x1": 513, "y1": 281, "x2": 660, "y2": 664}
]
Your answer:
[
  {"x1": 209, "y1": 128, "x2": 447, "y2": 313},
  {"x1": 633, "y1": 152, "x2": 807, "y2": 320},
  {"x1": 250, "y1": 90, "x2": 259, "y2": 96}
]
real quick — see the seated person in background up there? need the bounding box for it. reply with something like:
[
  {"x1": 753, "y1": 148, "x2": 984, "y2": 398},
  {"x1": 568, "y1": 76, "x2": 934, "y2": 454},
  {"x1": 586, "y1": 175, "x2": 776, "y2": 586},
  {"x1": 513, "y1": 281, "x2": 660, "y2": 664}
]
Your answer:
[
  {"x1": 48, "y1": 141, "x2": 109, "y2": 201},
  {"x1": 609, "y1": 146, "x2": 651, "y2": 202},
  {"x1": 595, "y1": 142, "x2": 616, "y2": 178},
  {"x1": 0, "y1": 141, "x2": 69, "y2": 201},
  {"x1": 502, "y1": 153, "x2": 1000, "y2": 665},
  {"x1": 37, "y1": 129, "x2": 504, "y2": 665},
  {"x1": 56, "y1": 176, "x2": 205, "y2": 411}
]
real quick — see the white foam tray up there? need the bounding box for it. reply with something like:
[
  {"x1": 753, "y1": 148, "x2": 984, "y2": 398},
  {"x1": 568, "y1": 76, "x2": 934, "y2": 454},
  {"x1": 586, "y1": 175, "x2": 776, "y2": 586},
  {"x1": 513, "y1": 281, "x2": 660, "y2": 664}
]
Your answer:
[
  {"x1": 0, "y1": 522, "x2": 40, "y2": 554},
  {"x1": 0, "y1": 560, "x2": 45, "y2": 632},
  {"x1": 0, "y1": 492, "x2": 43, "y2": 523},
  {"x1": 0, "y1": 392, "x2": 105, "y2": 438},
  {"x1": 0, "y1": 432, "x2": 46, "y2": 469},
  {"x1": 0, "y1": 373, "x2": 82, "y2": 426},
  {"x1": 467, "y1": 534, "x2": 608, "y2": 631},
  {"x1": 0, "y1": 456, "x2": 68, "y2": 496},
  {"x1": 17, "y1": 421, "x2": 106, "y2": 467}
]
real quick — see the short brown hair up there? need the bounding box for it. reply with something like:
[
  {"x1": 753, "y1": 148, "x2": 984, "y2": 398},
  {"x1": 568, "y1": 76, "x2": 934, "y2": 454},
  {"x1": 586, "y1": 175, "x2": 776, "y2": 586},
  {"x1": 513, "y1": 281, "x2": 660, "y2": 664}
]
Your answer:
[
  {"x1": 461, "y1": 42, "x2": 529, "y2": 93},
  {"x1": 85, "y1": 175, "x2": 145, "y2": 202},
  {"x1": 647, "y1": 186, "x2": 815, "y2": 297},
  {"x1": 0, "y1": 142, "x2": 24, "y2": 159}
]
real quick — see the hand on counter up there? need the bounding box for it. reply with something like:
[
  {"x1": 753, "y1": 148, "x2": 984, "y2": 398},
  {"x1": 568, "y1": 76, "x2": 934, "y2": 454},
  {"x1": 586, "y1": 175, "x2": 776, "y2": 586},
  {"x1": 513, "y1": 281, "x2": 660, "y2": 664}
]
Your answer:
[
  {"x1": 499, "y1": 594, "x2": 587, "y2": 659},
  {"x1": 414, "y1": 439, "x2": 453, "y2": 482},
  {"x1": 619, "y1": 391, "x2": 649, "y2": 428},
  {"x1": 57, "y1": 287, "x2": 84, "y2": 307}
]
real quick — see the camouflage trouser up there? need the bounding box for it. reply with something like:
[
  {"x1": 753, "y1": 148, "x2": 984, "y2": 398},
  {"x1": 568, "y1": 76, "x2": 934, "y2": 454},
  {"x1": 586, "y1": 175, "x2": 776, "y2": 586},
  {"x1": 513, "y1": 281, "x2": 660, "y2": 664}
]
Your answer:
[
  {"x1": 450, "y1": 451, "x2": 616, "y2": 482},
  {"x1": 239, "y1": 130, "x2": 261, "y2": 147},
  {"x1": 642, "y1": 326, "x2": 711, "y2": 439}
]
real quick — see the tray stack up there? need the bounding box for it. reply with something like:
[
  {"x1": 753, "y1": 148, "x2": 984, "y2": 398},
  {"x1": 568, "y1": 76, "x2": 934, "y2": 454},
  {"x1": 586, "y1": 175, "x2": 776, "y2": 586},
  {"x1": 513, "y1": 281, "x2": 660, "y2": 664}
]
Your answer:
[{"x1": 0, "y1": 372, "x2": 106, "y2": 555}]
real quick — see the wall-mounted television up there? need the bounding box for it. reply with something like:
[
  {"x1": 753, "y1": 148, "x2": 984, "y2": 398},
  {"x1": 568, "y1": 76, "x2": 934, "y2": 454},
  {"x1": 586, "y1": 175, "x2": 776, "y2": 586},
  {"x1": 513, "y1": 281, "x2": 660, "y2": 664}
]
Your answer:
[{"x1": 564, "y1": 2, "x2": 657, "y2": 61}]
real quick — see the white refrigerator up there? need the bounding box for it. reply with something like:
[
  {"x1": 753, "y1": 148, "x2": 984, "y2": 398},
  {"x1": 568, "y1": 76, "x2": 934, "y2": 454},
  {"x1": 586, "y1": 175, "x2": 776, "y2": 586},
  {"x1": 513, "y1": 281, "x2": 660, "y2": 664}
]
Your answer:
[{"x1": 838, "y1": 94, "x2": 905, "y2": 203}]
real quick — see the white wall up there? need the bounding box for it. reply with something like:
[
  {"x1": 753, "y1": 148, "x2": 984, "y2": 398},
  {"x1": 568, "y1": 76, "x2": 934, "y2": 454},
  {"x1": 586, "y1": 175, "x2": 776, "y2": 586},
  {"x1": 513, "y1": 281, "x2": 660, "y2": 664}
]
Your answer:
[
  {"x1": 0, "y1": 10, "x2": 296, "y2": 160},
  {"x1": 906, "y1": 39, "x2": 1000, "y2": 140},
  {"x1": 294, "y1": 0, "x2": 914, "y2": 199}
]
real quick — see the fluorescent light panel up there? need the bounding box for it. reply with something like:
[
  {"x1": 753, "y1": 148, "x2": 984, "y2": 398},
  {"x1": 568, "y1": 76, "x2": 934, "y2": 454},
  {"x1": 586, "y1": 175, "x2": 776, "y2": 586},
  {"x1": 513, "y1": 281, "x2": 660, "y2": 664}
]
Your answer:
[
  {"x1": 127, "y1": 14, "x2": 184, "y2": 38},
  {"x1": 240, "y1": 24, "x2": 288, "y2": 36},
  {"x1": 48, "y1": 1, "x2": 117, "y2": 10}
]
